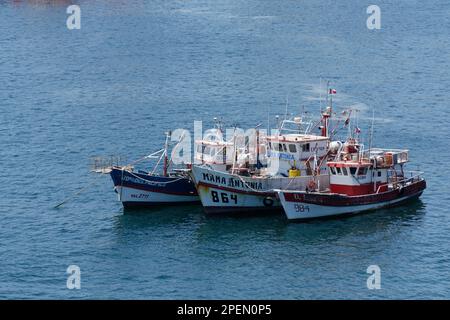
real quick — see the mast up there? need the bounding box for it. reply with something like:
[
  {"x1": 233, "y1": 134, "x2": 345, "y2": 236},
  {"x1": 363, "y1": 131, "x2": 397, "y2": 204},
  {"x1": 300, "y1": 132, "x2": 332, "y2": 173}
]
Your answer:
[
  {"x1": 320, "y1": 81, "x2": 332, "y2": 138},
  {"x1": 163, "y1": 131, "x2": 171, "y2": 177},
  {"x1": 256, "y1": 128, "x2": 260, "y2": 169},
  {"x1": 319, "y1": 77, "x2": 322, "y2": 113},
  {"x1": 368, "y1": 109, "x2": 375, "y2": 192}
]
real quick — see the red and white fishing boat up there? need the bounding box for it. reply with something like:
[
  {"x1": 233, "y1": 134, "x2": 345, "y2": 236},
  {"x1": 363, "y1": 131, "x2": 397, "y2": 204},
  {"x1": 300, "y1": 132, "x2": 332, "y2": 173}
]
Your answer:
[{"x1": 276, "y1": 138, "x2": 426, "y2": 220}]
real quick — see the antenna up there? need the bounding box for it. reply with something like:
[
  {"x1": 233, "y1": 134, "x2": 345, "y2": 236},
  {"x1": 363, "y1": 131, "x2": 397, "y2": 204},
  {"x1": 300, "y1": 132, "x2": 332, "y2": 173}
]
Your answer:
[
  {"x1": 319, "y1": 77, "x2": 322, "y2": 113},
  {"x1": 326, "y1": 80, "x2": 330, "y2": 106},
  {"x1": 284, "y1": 95, "x2": 289, "y2": 120},
  {"x1": 368, "y1": 107, "x2": 375, "y2": 157}
]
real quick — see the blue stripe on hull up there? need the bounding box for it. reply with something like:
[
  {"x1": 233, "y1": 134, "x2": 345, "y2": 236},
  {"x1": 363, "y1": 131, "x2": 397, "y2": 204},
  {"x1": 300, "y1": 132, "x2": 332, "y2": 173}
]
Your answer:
[{"x1": 110, "y1": 168, "x2": 198, "y2": 196}]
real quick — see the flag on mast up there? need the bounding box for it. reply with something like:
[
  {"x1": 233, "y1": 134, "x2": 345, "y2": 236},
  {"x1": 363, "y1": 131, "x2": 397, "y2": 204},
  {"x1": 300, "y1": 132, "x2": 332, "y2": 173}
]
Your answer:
[{"x1": 329, "y1": 88, "x2": 337, "y2": 94}]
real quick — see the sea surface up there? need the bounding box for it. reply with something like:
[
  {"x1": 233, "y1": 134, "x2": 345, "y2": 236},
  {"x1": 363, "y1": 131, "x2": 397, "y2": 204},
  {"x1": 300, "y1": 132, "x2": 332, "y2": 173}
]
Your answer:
[{"x1": 1, "y1": 0, "x2": 449, "y2": 299}]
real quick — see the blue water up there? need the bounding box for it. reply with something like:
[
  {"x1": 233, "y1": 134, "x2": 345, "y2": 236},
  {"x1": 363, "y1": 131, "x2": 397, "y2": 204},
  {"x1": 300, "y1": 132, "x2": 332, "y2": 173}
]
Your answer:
[{"x1": 1, "y1": 0, "x2": 449, "y2": 299}]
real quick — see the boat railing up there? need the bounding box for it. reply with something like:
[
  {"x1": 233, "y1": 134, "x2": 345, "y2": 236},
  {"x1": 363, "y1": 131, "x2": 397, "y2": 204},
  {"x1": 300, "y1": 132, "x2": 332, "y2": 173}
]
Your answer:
[
  {"x1": 376, "y1": 170, "x2": 424, "y2": 193},
  {"x1": 278, "y1": 118, "x2": 313, "y2": 135}
]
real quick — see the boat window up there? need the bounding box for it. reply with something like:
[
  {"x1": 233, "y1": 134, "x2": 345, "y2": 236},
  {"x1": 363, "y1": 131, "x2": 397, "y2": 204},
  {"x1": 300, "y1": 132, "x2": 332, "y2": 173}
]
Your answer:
[
  {"x1": 336, "y1": 167, "x2": 342, "y2": 175},
  {"x1": 349, "y1": 167, "x2": 357, "y2": 175},
  {"x1": 378, "y1": 171, "x2": 382, "y2": 177},
  {"x1": 278, "y1": 143, "x2": 284, "y2": 151},
  {"x1": 302, "y1": 143, "x2": 310, "y2": 152},
  {"x1": 197, "y1": 145, "x2": 203, "y2": 153},
  {"x1": 273, "y1": 143, "x2": 279, "y2": 151},
  {"x1": 288, "y1": 144, "x2": 297, "y2": 153},
  {"x1": 330, "y1": 167, "x2": 336, "y2": 175},
  {"x1": 216, "y1": 148, "x2": 223, "y2": 156},
  {"x1": 342, "y1": 167, "x2": 348, "y2": 175},
  {"x1": 358, "y1": 167, "x2": 367, "y2": 175},
  {"x1": 268, "y1": 142, "x2": 272, "y2": 150},
  {"x1": 204, "y1": 146, "x2": 211, "y2": 155}
]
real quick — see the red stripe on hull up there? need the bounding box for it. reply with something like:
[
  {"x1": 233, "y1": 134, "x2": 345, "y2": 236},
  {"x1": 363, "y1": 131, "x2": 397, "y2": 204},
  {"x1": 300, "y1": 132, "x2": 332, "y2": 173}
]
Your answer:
[
  {"x1": 122, "y1": 200, "x2": 200, "y2": 208},
  {"x1": 117, "y1": 184, "x2": 198, "y2": 196},
  {"x1": 284, "y1": 179, "x2": 426, "y2": 207},
  {"x1": 330, "y1": 183, "x2": 387, "y2": 196}
]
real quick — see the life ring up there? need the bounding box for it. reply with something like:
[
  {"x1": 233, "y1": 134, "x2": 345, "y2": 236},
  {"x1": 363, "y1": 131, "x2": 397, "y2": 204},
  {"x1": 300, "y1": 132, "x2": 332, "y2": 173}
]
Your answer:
[{"x1": 263, "y1": 196, "x2": 274, "y2": 207}]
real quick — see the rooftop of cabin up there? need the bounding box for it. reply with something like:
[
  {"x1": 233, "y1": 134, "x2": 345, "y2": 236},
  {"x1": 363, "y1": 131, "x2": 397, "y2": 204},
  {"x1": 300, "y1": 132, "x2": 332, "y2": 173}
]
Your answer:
[
  {"x1": 327, "y1": 160, "x2": 372, "y2": 168},
  {"x1": 195, "y1": 139, "x2": 233, "y2": 146},
  {"x1": 265, "y1": 133, "x2": 329, "y2": 143}
]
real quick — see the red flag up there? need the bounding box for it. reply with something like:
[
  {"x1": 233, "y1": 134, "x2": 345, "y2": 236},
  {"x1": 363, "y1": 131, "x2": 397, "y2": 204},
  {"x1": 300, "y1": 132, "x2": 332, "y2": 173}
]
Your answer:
[{"x1": 329, "y1": 89, "x2": 337, "y2": 94}]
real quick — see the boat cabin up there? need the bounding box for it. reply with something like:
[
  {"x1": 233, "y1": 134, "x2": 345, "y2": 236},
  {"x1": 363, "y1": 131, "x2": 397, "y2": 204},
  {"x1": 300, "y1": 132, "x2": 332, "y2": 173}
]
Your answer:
[
  {"x1": 328, "y1": 148, "x2": 410, "y2": 196},
  {"x1": 265, "y1": 134, "x2": 329, "y2": 177},
  {"x1": 194, "y1": 138, "x2": 233, "y2": 172}
]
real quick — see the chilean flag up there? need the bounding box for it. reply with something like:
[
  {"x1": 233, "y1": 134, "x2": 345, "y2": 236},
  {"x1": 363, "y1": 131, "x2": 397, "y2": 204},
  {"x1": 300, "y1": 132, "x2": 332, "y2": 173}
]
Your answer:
[{"x1": 329, "y1": 89, "x2": 337, "y2": 94}]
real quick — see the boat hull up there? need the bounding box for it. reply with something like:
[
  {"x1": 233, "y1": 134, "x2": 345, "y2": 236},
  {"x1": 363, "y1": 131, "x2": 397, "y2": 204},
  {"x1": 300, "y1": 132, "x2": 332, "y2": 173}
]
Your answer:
[
  {"x1": 196, "y1": 183, "x2": 281, "y2": 214},
  {"x1": 110, "y1": 168, "x2": 200, "y2": 207},
  {"x1": 190, "y1": 166, "x2": 283, "y2": 214},
  {"x1": 277, "y1": 179, "x2": 426, "y2": 220}
]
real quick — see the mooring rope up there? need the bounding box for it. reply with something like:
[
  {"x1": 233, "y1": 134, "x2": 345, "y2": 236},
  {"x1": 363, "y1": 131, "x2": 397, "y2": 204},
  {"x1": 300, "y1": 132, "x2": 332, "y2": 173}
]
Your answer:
[
  {"x1": 124, "y1": 168, "x2": 187, "y2": 185},
  {"x1": 53, "y1": 176, "x2": 102, "y2": 209}
]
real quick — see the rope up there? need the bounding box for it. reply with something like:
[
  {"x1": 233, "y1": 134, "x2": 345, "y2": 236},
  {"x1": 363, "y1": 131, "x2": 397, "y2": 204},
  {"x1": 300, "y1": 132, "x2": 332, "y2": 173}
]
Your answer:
[
  {"x1": 53, "y1": 176, "x2": 101, "y2": 209},
  {"x1": 130, "y1": 148, "x2": 165, "y2": 166},
  {"x1": 125, "y1": 169, "x2": 186, "y2": 185}
]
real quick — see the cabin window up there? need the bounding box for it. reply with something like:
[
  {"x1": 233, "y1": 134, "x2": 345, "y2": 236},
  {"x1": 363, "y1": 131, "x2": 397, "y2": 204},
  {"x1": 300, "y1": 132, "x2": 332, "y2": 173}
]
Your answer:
[
  {"x1": 282, "y1": 144, "x2": 287, "y2": 152},
  {"x1": 349, "y1": 167, "x2": 357, "y2": 175},
  {"x1": 358, "y1": 167, "x2": 368, "y2": 175},
  {"x1": 197, "y1": 145, "x2": 203, "y2": 153},
  {"x1": 342, "y1": 167, "x2": 348, "y2": 175},
  {"x1": 204, "y1": 146, "x2": 211, "y2": 155},
  {"x1": 288, "y1": 144, "x2": 297, "y2": 153},
  {"x1": 302, "y1": 143, "x2": 310, "y2": 152},
  {"x1": 217, "y1": 148, "x2": 224, "y2": 156},
  {"x1": 268, "y1": 142, "x2": 272, "y2": 150},
  {"x1": 378, "y1": 171, "x2": 382, "y2": 177},
  {"x1": 273, "y1": 143, "x2": 279, "y2": 151},
  {"x1": 330, "y1": 167, "x2": 336, "y2": 175},
  {"x1": 336, "y1": 167, "x2": 342, "y2": 175}
]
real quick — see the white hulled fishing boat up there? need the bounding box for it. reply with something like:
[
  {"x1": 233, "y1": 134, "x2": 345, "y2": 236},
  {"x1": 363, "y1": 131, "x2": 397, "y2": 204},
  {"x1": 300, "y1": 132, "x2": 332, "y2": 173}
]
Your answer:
[
  {"x1": 190, "y1": 113, "x2": 334, "y2": 214},
  {"x1": 276, "y1": 137, "x2": 426, "y2": 220}
]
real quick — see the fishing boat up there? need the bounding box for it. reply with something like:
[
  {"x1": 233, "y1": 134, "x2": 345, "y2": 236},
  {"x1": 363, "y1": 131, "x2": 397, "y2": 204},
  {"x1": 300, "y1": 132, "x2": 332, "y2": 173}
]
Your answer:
[
  {"x1": 109, "y1": 132, "x2": 199, "y2": 207},
  {"x1": 276, "y1": 138, "x2": 426, "y2": 220},
  {"x1": 189, "y1": 113, "x2": 333, "y2": 214},
  {"x1": 109, "y1": 128, "x2": 232, "y2": 207}
]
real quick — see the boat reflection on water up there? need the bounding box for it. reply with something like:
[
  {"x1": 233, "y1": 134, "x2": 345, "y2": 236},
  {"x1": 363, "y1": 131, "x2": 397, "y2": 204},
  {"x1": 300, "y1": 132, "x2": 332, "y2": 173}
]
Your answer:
[
  {"x1": 192, "y1": 199, "x2": 426, "y2": 245},
  {"x1": 113, "y1": 199, "x2": 425, "y2": 241}
]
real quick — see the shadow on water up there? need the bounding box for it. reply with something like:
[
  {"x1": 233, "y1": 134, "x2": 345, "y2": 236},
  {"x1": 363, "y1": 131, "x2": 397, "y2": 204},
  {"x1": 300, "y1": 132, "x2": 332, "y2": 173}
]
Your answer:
[
  {"x1": 111, "y1": 204, "x2": 205, "y2": 234},
  {"x1": 111, "y1": 198, "x2": 426, "y2": 246},
  {"x1": 193, "y1": 199, "x2": 427, "y2": 245}
]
